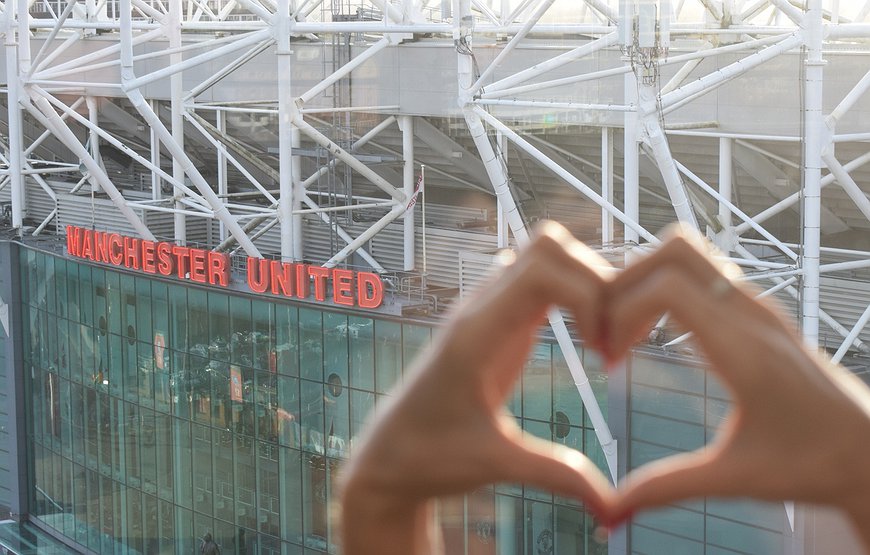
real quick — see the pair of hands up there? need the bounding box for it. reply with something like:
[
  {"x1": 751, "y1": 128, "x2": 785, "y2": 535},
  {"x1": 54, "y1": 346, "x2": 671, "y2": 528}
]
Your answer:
[{"x1": 340, "y1": 222, "x2": 870, "y2": 554}]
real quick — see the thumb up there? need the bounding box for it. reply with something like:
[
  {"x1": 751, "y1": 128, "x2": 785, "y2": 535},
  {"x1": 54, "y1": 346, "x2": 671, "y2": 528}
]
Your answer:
[
  {"x1": 610, "y1": 448, "x2": 742, "y2": 525},
  {"x1": 496, "y1": 434, "x2": 615, "y2": 520}
]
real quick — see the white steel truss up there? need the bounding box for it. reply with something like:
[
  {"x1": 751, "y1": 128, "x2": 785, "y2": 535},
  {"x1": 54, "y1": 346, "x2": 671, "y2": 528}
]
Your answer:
[{"x1": 5, "y1": 0, "x2": 870, "y2": 505}]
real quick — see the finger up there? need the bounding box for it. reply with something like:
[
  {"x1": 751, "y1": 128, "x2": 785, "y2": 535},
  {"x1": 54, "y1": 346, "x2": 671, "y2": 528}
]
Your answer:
[
  {"x1": 436, "y1": 222, "x2": 609, "y2": 373},
  {"x1": 610, "y1": 447, "x2": 743, "y2": 523},
  {"x1": 494, "y1": 432, "x2": 615, "y2": 519}
]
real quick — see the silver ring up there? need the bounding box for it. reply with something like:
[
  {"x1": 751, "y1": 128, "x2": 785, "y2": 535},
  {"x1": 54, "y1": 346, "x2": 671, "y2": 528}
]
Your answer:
[{"x1": 709, "y1": 276, "x2": 735, "y2": 299}]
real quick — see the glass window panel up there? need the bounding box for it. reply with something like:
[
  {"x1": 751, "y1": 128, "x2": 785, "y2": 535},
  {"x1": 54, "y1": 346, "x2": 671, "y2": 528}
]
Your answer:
[
  {"x1": 350, "y1": 389, "x2": 374, "y2": 442},
  {"x1": 158, "y1": 498, "x2": 176, "y2": 554},
  {"x1": 72, "y1": 463, "x2": 88, "y2": 546},
  {"x1": 138, "y1": 340, "x2": 156, "y2": 407},
  {"x1": 401, "y1": 324, "x2": 430, "y2": 373},
  {"x1": 192, "y1": 422, "x2": 213, "y2": 515},
  {"x1": 209, "y1": 291, "x2": 230, "y2": 362},
  {"x1": 631, "y1": 380, "x2": 705, "y2": 424},
  {"x1": 252, "y1": 299, "x2": 274, "y2": 372},
  {"x1": 171, "y1": 348, "x2": 192, "y2": 419},
  {"x1": 256, "y1": 370, "x2": 278, "y2": 443},
  {"x1": 85, "y1": 468, "x2": 100, "y2": 551},
  {"x1": 174, "y1": 506, "x2": 194, "y2": 554},
  {"x1": 583, "y1": 348, "x2": 607, "y2": 417},
  {"x1": 630, "y1": 523, "x2": 705, "y2": 554},
  {"x1": 348, "y1": 316, "x2": 373, "y2": 391},
  {"x1": 173, "y1": 418, "x2": 193, "y2": 509},
  {"x1": 120, "y1": 273, "x2": 137, "y2": 344},
  {"x1": 522, "y1": 344, "x2": 551, "y2": 421},
  {"x1": 168, "y1": 284, "x2": 188, "y2": 352},
  {"x1": 154, "y1": 412, "x2": 174, "y2": 501},
  {"x1": 100, "y1": 474, "x2": 118, "y2": 553},
  {"x1": 230, "y1": 295, "x2": 254, "y2": 367},
  {"x1": 81, "y1": 324, "x2": 97, "y2": 387},
  {"x1": 213, "y1": 428, "x2": 236, "y2": 524},
  {"x1": 280, "y1": 447, "x2": 303, "y2": 546},
  {"x1": 70, "y1": 384, "x2": 85, "y2": 465},
  {"x1": 78, "y1": 264, "x2": 94, "y2": 327},
  {"x1": 302, "y1": 451, "x2": 331, "y2": 550},
  {"x1": 585, "y1": 430, "x2": 609, "y2": 478},
  {"x1": 100, "y1": 269, "x2": 118, "y2": 336},
  {"x1": 154, "y1": 339, "x2": 172, "y2": 414},
  {"x1": 54, "y1": 258, "x2": 68, "y2": 318},
  {"x1": 277, "y1": 375, "x2": 300, "y2": 448},
  {"x1": 258, "y1": 441, "x2": 280, "y2": 537},
  {"x1": 34, "y1": 252, "x2": 46, "y2": 310},
  {"x1": 554, "y1": 505, "x2": 585, "y2": 554},
  {"x1": 235, "y1": 435, "x2": 257, "y2": 531},
  {"x1": 109, "y1": 397, "x2": 124, "y2": 481},
  {"x1": 374, "y1": 320, "x2": 401, "y2": 394},
  {"x1": 44, "y1": 254, "x2": 56, "y2": 315},
  {"x1": 142, "y1": 492, "x2": 159, "y2": 555},
  {"x1": 66, "y1": 260, "x2": 81, "y2": 323},
  {"x1": 299, "y1": 308, "x2": 323, "y2": 382},
  {"x1": 84, "y1": 388, "x2": 98, "y2": 470},
  {"x1": 630, "y1": 413, "x2": 705, "y2": 452},
  {"x1": 68, "y1": 322, "x2": 82, "y2": 384},
  {"x1": 125, "y1": 402, "x2": 142, "y2": 488},
  {"x1": 324, "y1": 381, "x2": 349, "y2": 459},
  {"x1": 554, "y1": 344, "x2": 583, "y2": 429},
  {"x1": 189, "y1": 288, "x2": 209, "y2": 350},
  {"x1": 632, "y1": 355, "x2": 705, "y2": 396},
  {"x1": 55, "y1": 318, "x2": 70, "y2": 378},
  {"x1": 323, "y1": 312, "x2": 348, "y2": 390},
  {"x1": 140, "y1": 407, "x2": 158, "y2": 495},
  {"x1": 301, "y1": 380, "x2": 324, "y2": 455},
  {"x1": 495, "y1": 493, "x2": 523, "y2": 553},
  {"x1": 525, "y1": 499, "x2": 555, "y2": 555},
  {"x1": 136, "y1": 277, "x2": 152, "y2": 342},
  {"x1": 276, "y1": 305, "x2": 299, "y2": 377}
]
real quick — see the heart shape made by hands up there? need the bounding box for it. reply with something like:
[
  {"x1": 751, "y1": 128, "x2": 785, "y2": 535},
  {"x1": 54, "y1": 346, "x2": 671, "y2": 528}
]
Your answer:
[{"x1": 340, "y1": 221, "x2": 870, "y2": 555}]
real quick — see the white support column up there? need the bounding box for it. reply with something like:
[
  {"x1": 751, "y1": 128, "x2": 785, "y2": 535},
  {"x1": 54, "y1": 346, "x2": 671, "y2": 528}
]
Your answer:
[
  {"x1": 718, "y1": 136, "x2": 733, "y2": 252},
  {"x1": 458, "y1": 0, "x2": 617, "y2": 483},
  {"x1": 277, "y1": 0, "x2": 298, "y2": 261},
  {"x1": 496, "y1": 130, "x2": 509, "y2": 248},
  {"x1": 601, "y1": 126, "x2": 614, "y2": 245},
  {"x1": 86, "y1": 96, "x2": 102, "y2": 193},
  {"x1": 803, "y1": 0, "x2": 824, "y2": 348},
  {"x1": 5, "y1": 0, "x2": 25, "y2": 232},
  {"x1": 291, "y1": 126, "x2": 304, "y2": 259},
  {"x1": 400, "y1": 115, "x2": 416, "y2": 271},
  {"x1": 169, "y1": 0, "x2": 186, "y2": 244},
  {"x1": 832, "y1": 303, "x2": 870, "y2": 363},
  {"x1": 150, "y1": 99, "x2": 162, "y2": 202},
  {"x1": 217, "y1": 108, "x2": 228, "y2": 242},
  {"x1": 639, "y1": 86, "x2": 699, "y2": 229},
  {"x1": 624, "y1": 67, "x2": 640, "y2": 251}
]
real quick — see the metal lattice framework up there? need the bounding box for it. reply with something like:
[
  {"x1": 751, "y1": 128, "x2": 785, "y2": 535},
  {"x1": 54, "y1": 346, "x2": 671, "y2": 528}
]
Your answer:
[{"x1": 5, "y1": 0, "x2": 870, "y2": 491}]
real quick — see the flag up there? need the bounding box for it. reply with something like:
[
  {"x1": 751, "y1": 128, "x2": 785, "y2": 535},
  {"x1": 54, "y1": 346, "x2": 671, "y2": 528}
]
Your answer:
[{"x1": 405, "y1": 173, "x2": 424, "y2": 212}]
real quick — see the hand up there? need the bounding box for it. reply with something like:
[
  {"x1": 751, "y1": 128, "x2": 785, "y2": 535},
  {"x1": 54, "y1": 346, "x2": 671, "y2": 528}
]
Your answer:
[
  {"x1": 604, "y1": 229, "x2": 870, "y2": 549},
  {"x1": 339, "y1": 222, "x2": 617, "y2": 555}
]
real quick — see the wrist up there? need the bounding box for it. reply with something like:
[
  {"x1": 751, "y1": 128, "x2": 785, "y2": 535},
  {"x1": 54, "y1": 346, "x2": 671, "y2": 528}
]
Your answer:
[{"x1": 340, "y1": 480, "x2": 436, "y2": 555}]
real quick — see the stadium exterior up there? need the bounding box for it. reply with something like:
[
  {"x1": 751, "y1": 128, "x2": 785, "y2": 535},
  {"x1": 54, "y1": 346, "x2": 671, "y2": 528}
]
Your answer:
[{"x1": 2, "y1": 0, "x2": 870, "y2": 553}]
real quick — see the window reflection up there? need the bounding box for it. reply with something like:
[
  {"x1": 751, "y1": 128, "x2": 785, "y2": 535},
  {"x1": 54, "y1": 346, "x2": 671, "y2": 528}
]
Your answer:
[{"x1": 24, "y1": 250, "x2": 615, "y2": 554}]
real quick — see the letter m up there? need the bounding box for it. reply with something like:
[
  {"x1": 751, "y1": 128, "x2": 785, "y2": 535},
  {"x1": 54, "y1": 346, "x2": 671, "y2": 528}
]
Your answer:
[{"x1": 66, "y1": 226, "x2": 83, "y2": 256}]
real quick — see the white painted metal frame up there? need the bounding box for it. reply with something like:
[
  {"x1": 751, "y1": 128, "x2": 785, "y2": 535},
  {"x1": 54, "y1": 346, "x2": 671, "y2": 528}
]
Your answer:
[{"x1": 7, "y1": 1, "x2": 870, "y2": 543}]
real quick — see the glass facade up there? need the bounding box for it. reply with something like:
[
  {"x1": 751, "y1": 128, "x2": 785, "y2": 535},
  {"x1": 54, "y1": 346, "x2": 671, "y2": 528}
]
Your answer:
[{"x1": 21, "y1": 246, "x2": 610, "y2": 554}]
